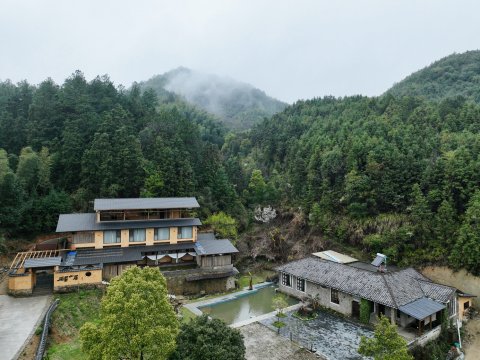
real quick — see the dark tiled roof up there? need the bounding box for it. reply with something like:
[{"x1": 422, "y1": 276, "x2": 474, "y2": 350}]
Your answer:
[
  {"x1": 195, "y1": 239, "x2": 239, "y2": 255},
  {"x1": 67, "y1": 238, "x2": 238, "y2": 266},
  {"x1": 399, "y1": 297, "x2": 446, "y2": 320},
  {"x1": 277, "y1": 257, "x2": 456, "y2": 309},
  {"x1": 24, "y1": 257, "x2": 63, "y2": 268},
  {"x1": 94, "y1": 197, "x2": 200, "y2": 211},
  {"x1": 197, "y1": 232, "x2": 216, "y2": 241},
  {"x1": 56, "y1": 213, "x2": 201, "y2": 232},
  {"x1": 71, "y1": 243, "x2": 197, "y2": 266}
]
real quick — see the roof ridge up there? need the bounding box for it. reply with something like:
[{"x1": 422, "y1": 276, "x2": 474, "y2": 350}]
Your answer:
[{"x1": 381, "y1": 274, "x2": 398, "y2": 309}]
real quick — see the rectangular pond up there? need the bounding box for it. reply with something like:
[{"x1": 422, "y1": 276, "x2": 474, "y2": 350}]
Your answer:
[{"x1": 199, "y1": 284, "x2": 298, "y2": 325}]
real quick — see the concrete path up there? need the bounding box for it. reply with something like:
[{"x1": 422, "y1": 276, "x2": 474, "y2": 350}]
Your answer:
[
  {"x1": 0, "y1": 295, "x2": 51, "y2": 360},
  {"x1": 240, "y1": 322, "x2": 321, "y2": 360}
]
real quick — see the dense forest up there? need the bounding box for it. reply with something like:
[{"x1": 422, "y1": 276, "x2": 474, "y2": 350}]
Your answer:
[
  {"x1": 1, "y1": 50, "x2": 480, "y2": 276},
  {"x1": 234, "y1": 94, "x2": 480, "y2": 274},
  {"x1": 387, "y1": 50, "x2": 480, "y2": 103},
  {"x1": 0, "y1": 71, "x2": 246, "y2": 238},
  {"x1": 139, "y1": 67, "x2": 287, "y2": 130}
]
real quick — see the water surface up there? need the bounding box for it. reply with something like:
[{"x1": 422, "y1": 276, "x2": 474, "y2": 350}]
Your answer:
[{"x1": 200, "y1": 285, "x2": 297, "y2": 324}]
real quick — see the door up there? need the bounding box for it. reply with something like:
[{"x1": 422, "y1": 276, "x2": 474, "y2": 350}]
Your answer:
[
  {"x1": 352, "y1": 301, "x2": 360, "y2": 319},
  {"x1": 378, "y1": 304, "x2": 386, "y2": 316}
]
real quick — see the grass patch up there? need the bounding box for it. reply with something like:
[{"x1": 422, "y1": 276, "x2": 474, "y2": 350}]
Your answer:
[
  {"x1": 272, "y1": 320, "x2": 286, "y2": 329},
  {"x1": 47, "y1": 340, "x2": 84, "y2": 360},
  {"x1": 180, "y1": 306, "x2": 197, "y2": 323},
  {"x1": 277, "y1": 312, "x2": 287, "y2": 318},
  {"x1": 46, "y1": 289, "x2": 103, "y2": 360}
]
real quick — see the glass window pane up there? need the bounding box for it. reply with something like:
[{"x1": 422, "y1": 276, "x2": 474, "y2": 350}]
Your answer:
[
  {"x1": 104, "y1": 231, "x2": 115, "y2": 243},
  {"x1": 178, "y1": 227, "x2": 193, "y2": 239},
  {"x1": 155, "y1": 228, "x2": 170, "y2": 240},
  {"x1": 130, "y1": 229, "x2": 146, "y2": 242}
]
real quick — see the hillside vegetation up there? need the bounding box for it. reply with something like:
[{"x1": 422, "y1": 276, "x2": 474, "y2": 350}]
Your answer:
[
  {"x1": 140, "y1": 67, "x2": 287, "y2": 130},
  {"x1": 387, "y1": 50, "x2": 480, "y2": 102},
  {"x1": 0, "y1": 72, "x2": 245, "y2": 238},
  {"x1": 1, "y1": 53, "x2": 480, "y2": 276},
  {"x1": 224, "y1": 95, "x2": 480, "y2": 274}
]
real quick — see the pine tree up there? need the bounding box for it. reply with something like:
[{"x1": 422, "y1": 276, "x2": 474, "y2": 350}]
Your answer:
[{"x1": 450, "y1": 190, "x2": 480, "y2": 275}]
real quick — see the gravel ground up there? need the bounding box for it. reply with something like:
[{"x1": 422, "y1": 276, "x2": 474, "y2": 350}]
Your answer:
[{"x1": 261, "y1": 311, "x2": 373, "y2": 360}]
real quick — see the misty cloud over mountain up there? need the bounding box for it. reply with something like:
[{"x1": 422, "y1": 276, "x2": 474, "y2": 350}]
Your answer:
[{"x1": 140, "y1": 67, "x2": 287, "y2": 130}]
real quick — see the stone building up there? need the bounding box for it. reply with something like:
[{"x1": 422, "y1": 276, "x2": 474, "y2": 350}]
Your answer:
[{"x1": 277, "y1": 251, "x2": 474, "y2": 336}]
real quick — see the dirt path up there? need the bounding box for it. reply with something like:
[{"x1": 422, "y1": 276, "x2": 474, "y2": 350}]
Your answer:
[{"x1": 465, "y1": 317, "x2": 480, "y2": 360}]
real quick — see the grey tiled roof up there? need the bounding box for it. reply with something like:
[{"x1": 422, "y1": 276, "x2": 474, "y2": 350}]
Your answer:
[
  {"x1": 418, "y1": 279, "x2": 457, "y2": 303},
  {"x1": 276, "y1": 257, "x2": 456, "y2": 309},
  {"x1": 56, "y1": 213, "x2": 201, "y2": 232},
  {"x1": 195, "y1": 239, "x2": 239, "y2": 255},
  {"x1": 399, "y1": 297, "x2": 446, "y2": 320},
  {"x1": 24, "y1": 257, "x2": 63, "y2": 268},
  {"x1": 94, "y1": 197, "x2": 200, "y2": 211}
]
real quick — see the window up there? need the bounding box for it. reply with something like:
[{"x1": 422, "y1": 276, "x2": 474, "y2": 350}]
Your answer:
[
  {"x1": 281, "y1": 273, "x2": 291, "y2": 287},
  {"x1": 177, "y1": 226, "x2": 193, "y2": 239},
  {"x1": 155, "y1": 228, "x2": 170, "y2": 241},
  {"x1": 331, "y1": 289, "x2": 340, "y2": 304},
  {"x1": 149, "y1": 210, "x2": 169, "y2": 219},
  {"x1": 129, "y1": 229, "x2": 146, "y2": 242},
  {"x1": 296, "y1": 278, "x2": 305, "y2": 292},
  {"x1": 103, "y1": 230, "x2": 121, "y2": 244}
]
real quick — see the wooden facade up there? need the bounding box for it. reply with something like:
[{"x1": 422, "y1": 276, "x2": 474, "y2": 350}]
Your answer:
[{"x1": 8, "y1": 197, "x2": 238, "y2": 296}]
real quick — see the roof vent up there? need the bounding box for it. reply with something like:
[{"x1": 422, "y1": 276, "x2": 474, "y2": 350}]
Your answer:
[{"x1": 371, "y1": 253, "x2": 387, "y2": 271}]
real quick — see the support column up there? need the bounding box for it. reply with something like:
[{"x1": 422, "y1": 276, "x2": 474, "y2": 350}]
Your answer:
[{"x1": 390, "y1": 307, "x2": 396, "y2": 325}]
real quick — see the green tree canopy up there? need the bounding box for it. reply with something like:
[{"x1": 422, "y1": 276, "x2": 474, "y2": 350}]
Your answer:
[
  {"x1": 80, "y1": 267, "x2": 179, "y2": 360},
  {"x1": 169, "y1": 315, "x2": 245, "y2": 360},
  {"x1": 204, "y1": 212, "x2": 238, "y2": 240},
  {"x1": 449, "y1": 190, "x2": 480, "y2": 275},
  {"x1": 358, "y1": 315, "x2": 413, "y2": 360}
]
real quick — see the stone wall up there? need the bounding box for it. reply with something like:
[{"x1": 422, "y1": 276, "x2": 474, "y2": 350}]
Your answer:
[
  {"x1": 8, "y1": 273, "x2": 34, "y2": 296},
  {"x1": 165, "y1": 274, "x2": 236, "y2": 295},
  {"x1": 278, "y1": 273, "x2": 353, "y2": 316},
  {"x1": 399, "y1": 311, "x2": 416, "y2": 327}
]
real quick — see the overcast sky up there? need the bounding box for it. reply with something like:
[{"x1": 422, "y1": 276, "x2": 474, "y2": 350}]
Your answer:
[{"x1": 1, "y1": 0, "x2": 479, "y2": 103}]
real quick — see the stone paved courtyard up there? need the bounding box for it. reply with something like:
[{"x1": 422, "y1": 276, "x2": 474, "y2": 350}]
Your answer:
[
  {"x1": 240, "y1": 322, "x2": 321, "y2": 360},
  {"x1": 260, "y1": 310, "x2": 374, "y2": 360}
]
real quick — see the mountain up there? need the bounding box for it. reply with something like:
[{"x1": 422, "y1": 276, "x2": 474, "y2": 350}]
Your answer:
[
  {"x1": 226, "y1": 92, "x2": 480, "y2": 273},
  {"x1": 139, "y1": 67, "x2": 287, "y2": 130},
  {"x1": 386, "y1": 50, "x2": 480, "y2": 102}
]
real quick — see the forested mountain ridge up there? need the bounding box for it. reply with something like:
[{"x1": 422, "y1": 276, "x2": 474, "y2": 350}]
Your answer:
[
  {"x1": 2, "y1": 52, "x2": 480, "y2": 276},
  {"x1": 224, "y1": 94, "x2": 480, "y2": 274},
  {"x1": 0, "y1": 71, "x2": 245, "y2": 237},
  {"x1": 387, "y1": 50, "x2": 480, "y2": 102},
  {"x1": 139, "y1": 67, "x2": 287, "y2": 130}
]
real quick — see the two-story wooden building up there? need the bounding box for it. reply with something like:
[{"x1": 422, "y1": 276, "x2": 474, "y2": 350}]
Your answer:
[{"x1": 8, "y1": 197, "x2": 239, "y2": 296}]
